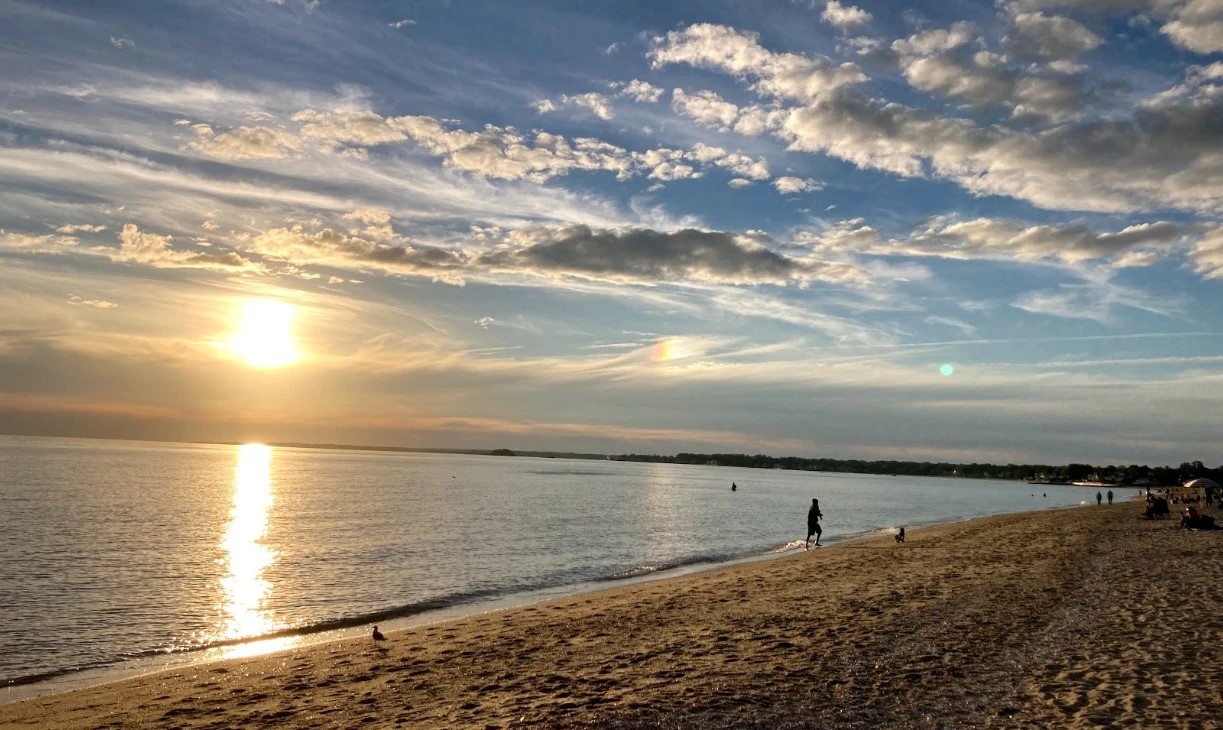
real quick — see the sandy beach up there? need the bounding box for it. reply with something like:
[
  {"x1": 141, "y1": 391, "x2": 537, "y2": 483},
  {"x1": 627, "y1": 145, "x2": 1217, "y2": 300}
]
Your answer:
[{"x1": 3, "y1": 502, "x2": 1220, "y2": 729}]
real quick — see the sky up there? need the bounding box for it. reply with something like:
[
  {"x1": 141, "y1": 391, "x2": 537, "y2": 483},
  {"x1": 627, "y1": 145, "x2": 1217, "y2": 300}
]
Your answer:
[{"x1": 1, "y1": 0, "x2": 1221, "y2": 465}]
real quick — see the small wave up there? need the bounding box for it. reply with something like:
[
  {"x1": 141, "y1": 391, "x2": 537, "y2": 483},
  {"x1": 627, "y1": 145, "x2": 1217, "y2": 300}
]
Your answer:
[
  {"x1": 526, "y1": 470, "x2": 614, "y2": 476},
  {"x1": 770, "y1": 539, "x2": 809, "y2": 553}
]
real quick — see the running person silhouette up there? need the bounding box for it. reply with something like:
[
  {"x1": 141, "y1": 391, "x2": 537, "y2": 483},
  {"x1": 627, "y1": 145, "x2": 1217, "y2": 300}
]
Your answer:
[{"x1": 805, "y1": 498, "x2": 823, "y2": 548}]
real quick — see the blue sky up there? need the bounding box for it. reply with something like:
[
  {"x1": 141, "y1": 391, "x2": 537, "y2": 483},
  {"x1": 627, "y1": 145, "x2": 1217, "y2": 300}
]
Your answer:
[{"x1": 1, "y1": 0, "x2": 1221, "y2": 464}]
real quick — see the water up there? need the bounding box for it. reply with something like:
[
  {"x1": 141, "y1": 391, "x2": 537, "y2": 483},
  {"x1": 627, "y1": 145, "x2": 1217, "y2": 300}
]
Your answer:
[{"x1": 0, "y1": 435, "x2": 1100, "y2": 701}]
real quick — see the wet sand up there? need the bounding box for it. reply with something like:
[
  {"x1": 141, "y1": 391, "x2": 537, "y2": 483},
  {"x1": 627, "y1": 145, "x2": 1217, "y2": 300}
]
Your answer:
[{"x1": 3, "y1": 502, "x2": 1220, "y2": 728}]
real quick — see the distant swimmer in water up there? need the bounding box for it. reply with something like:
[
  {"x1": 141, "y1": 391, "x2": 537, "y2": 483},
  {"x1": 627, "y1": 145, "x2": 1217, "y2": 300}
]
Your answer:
[
  {"x1": 372, "y1": 625, "x2": 386, "y2": 642},
  {"x1": 806, "y1": 498, "x2": 823, "y2": 549},
  {"x1": 731, "y1": 482, "x2": 737, "y2": 492}
]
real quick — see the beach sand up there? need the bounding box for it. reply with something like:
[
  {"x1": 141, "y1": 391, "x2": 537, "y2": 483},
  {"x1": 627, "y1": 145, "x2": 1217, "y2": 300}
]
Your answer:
[{"x1": 3, "y1": 503, "x2": 1220, "y2": 728}]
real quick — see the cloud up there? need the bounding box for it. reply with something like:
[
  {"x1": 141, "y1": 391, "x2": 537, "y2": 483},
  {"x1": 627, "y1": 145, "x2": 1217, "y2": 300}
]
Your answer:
[
  {"x1": 1189, "y1": 226, "x2": 1223, "y2": 278},
  {"x1": 614, "y1": 79, "x2": 664, "y2": 103},
  {"x1": 1008, "y1": 12, "x2": 1102, "y2": 60},
  {"x1": 249, "y1": 224, "x2": 467, "y2": 283},
  {"x1": 672, "y1": 88, "x2": 741, "y2": 131},
  {"x1": 892, "y1": 22, "x2": 1093, "y2": 120},
  {"x1": 68, "y1": 295, "x2": 118, "y2": 309},
  {"x1": 1001, "y1": 0, "x2": 1223, "y2": 54},
  {"x1": 560, "y1": 92, "x2": 615, "y2": 120},
  {"x1": 822, "y1": 1, "x2": 873, "y2": 31},
  {"x1": 109, "y1": 36, "x2": 134, "y2": 49},
  {"x1": 531, "y1": 98, "x2": 558, "y2": 114},
  {"x1": 771, "y1": 48, "x2": 1222, "y2": 213},
  {"x1": 55, "y1": 224, "x2": 107, "y2": 234},
  {"x1": 805, "y1": 216, "x2": 1187, "y2": 265},
  {"x1": 292, "y1": 109, "x2": 411, "y2": 149},
  {"x1": 650, "y1": 23, "x2": 868, "y2": 103},
  {"x1": 670, "y1": 89, "x2": 785, "y2": 136},
  {"x1": 478, "y1": 225, "x2": 869, "y2": 286},
  {"x1": 388, "y1": 19, "x2": 416, "y2": 29},
  {"x1": 114, "y1": 224, "x2": 257, "y2": 270},
  {"x1": 1011, "y1": 271, "x2": 1182, "y2": 323},
  {"x1": 0, "y1": 230, "x2": 78, "y2": 252},
  {"x1": 1160, "y1": 0, "x2": 1223, "y2": 53},
  {"x1": 185, "y1": 123, "x2": 301, "y2": 160},
  {"x1": 690, "y1": 143, "x2": 770, "y2": 179},
  {"x1": 923, "y1": 315, "x2": 976, "y2": 336},
  {"x1": 773, "y1": 176, "x2": 822, "y2": 194}
]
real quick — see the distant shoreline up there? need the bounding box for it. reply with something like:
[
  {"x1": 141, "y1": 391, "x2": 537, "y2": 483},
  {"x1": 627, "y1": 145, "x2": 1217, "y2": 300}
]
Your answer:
[{"x1": 1, "y1": 432, "x2": 1204, "y2": 486}]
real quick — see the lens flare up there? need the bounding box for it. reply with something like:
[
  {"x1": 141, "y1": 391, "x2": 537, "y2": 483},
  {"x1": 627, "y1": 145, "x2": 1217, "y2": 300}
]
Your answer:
[{"x1": 940, "y1": 363, "x2": 955, "y2": 377}]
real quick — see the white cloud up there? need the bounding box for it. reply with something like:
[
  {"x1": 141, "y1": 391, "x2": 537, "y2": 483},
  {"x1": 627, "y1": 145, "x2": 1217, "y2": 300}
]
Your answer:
[
  {"x1": 616, "y1": 79, "x2": 664, "y2": 103},
  {"x1": 1009, "y1": 12, "x2": 1102, "y2": 60},
  {"x1": 1189, "y1": 226, "x2": 1223, "y2": 278},
  {"x1": 682, "y1": 28, "x2": 1222, "y2": 213},
  {"x1": 923, "y1": 315, "x2": 976, "y2": 336},
  {"x1": 0, "y1": 230, "x2": 78, "y2": 251},
  {"x1": 68, "y1": 295, "x2": 118, "y2": 309},
  {"x1": 773, "y1": 176, "x2": 822, "y2": 194},
  {"x1": 1161, "y1": 0, "x2": 1223, "y2": 53},
  {"x1": 55, "y1": 224, "x2": 107, "y2": 234},
  {"x1": 668, "y1": 88, "x2": 787, "y2": 137},
  {"x1": 185, "y1": 123, "x2": 301, "y2": 160},
  {"x1": 109, "y1": 36, "x2": 133, "y2": 49},
  {"x1": 561, "y1": 92, "x2": 615, "y2": 120},
  {"x1": 1000, "y1": 0, "x2": 1223, "y2": 54},
  {"x1": 388, "y1": 19, "x2": 416, "y2": 29},
  {"x1": 890, "y1": 22, "x2": 1093, "y2": 121},
  {"x1": 114, "y1": 223, "x2": 257, "y2": 270},
  {"x1": 292, "y1": 109, "x2": 410, "y2": 148},
  {"x1": 672, "y1": 88, "x2": 741, "y2": 131},
  {"x1": 533, "y1": 91, "x2": 620, "y2": 119},
  {"x1": 690, "y1": 143, "x2": 770, "y2": 180},
  {"x1": 801, "y1": 215, "x2": 1188, "y2": 266},
  {"x1": 822, "y1": 1, "x2": 873, "y2": 30},
  {"x1": 531, "y1": 98, "x2": 558, "y2": 114},
  {"x1": 650, "y1": 23, "x2": 868, "y2": 103}
]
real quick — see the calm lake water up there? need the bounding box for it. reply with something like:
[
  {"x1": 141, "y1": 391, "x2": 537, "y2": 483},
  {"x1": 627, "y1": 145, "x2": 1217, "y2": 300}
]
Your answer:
[{"x1": 0, "y1": 435, "x2": 1100, "y2": 701}]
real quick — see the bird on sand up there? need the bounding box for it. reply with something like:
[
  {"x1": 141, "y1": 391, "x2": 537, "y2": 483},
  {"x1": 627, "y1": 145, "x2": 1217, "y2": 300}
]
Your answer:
[{"x1": 372, "y1": 625, "x2": 386, "y2": 641}]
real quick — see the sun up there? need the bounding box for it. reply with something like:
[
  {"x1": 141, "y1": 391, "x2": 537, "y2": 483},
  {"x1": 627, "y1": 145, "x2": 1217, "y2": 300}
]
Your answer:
[{"x1": 228, "y1": 300, "x2": 299, "y2": 368}]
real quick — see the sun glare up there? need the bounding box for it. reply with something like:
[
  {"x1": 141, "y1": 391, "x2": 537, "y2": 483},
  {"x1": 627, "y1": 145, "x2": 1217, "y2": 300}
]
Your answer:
[{"x1": 229, "y1": 300, "x2": 299, "y2": 368}]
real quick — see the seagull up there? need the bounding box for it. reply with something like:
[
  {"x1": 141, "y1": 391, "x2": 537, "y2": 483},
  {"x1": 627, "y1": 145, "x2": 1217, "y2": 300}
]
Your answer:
[{"x1": 372, "y1": 625, "x2": 386, "y2": 642}]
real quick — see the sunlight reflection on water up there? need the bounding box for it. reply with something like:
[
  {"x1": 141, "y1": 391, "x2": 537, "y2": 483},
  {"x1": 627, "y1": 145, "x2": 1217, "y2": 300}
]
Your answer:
[{"x1": 217, "y1": 444, "x2": 298, "y2": 656}]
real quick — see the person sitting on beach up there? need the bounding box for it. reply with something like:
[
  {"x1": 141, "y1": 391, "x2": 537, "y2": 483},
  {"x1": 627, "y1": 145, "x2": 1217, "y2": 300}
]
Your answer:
[
  {"x1": 895, "y1": 527, "x2": 905, "y2": 544},
  {"x1": 805, "y1": 498, "x2": 823, "y2": 548},
  {"x1": 1179, "y1": 506, "x2": 1218, "y2": 530}
]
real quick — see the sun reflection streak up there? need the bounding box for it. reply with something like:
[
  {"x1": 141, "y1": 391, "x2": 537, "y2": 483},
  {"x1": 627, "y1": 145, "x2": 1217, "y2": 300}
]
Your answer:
[{"x1": 217, "y1": 444, "x2": 287, "y2": 654}]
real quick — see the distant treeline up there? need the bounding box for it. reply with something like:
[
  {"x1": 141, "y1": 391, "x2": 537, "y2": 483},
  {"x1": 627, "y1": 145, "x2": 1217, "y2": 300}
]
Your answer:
[{"x1": 610, "y1": 453, "x2": 1222, "y2": 486}]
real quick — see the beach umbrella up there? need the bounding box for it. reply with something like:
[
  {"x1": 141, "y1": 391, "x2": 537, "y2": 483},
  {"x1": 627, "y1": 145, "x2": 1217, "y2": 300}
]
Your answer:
[{"x1": 1184, "y1": 478, "x2": 1218, "y2": 489}]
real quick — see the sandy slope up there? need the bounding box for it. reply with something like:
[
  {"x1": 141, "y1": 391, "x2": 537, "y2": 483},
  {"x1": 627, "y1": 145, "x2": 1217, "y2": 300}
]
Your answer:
[{"x1": 3, "y1": 502, "x2": 1220, "y2": 729}]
